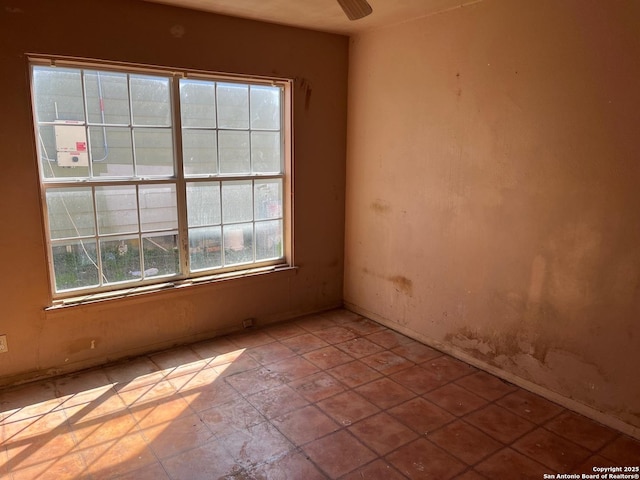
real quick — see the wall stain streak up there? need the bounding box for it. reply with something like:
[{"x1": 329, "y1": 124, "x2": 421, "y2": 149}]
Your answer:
[
  {"x1": 362, "y1": 267, "x2": 413, "y2": 297},
  {"x1": 298, "y1": 77, "x2": 312, "y2": 111}
]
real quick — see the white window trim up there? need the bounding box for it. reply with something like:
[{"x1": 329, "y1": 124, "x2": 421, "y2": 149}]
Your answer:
[{"x1": 29, "y1": 55, "x2": 294, "y2": 304}]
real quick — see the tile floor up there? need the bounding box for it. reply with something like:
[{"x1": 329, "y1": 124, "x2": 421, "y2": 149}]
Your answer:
[{"x1": 1, "y1": 308, "x2": 639, "y2": 479}]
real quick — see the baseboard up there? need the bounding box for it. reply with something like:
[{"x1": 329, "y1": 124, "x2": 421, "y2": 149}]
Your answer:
[
  {"x1": 345, "y1": 301, "x2": 640, "y2": 441},
  {"x1": 0, "y1": 303, "x2": 343, "y2": 389}
]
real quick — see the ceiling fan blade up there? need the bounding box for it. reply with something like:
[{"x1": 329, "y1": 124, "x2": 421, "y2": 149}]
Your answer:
[{"x1": 337, "y1": 0, "x2": 373, "y2": 20}]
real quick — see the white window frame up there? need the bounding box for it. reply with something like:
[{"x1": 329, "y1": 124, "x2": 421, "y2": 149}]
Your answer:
[{"x1": 29, "y1": 56, "x2": 293, "y2": 304}]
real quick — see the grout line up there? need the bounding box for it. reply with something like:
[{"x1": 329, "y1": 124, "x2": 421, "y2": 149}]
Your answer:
[
  {"x1": 346, "y1": 304, "x2": 640, "y2": 441},
  {"x1": 2, "y1": 309, "x2": 638, "y2": 479}
]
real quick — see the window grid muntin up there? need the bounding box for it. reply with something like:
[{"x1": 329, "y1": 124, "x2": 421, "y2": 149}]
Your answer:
[
  {"x1": 180, "y1": 79, "x2": 284, "y2": 178},
  {"x1": 34, "y1": 67, "x2": 176, "y2": 183},
  {"x1": 178, "y1": 76, "x2": 284, "y2": 275},
  {"x1": 185, "y1": 177, "x2": 284, "y2": 271},
  {"x1": 32, "y1": 60, "x2": 288, "y2": 298}
]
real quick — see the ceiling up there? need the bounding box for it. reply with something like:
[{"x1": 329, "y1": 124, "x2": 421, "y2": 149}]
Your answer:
[{"x1": 141, "y1": 0, "x2": 481, "y2": 35}]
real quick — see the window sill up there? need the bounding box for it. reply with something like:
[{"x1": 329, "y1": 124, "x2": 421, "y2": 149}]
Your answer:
[{"x1": 45, "y1": 264, "x2": 297, "y2": 310}]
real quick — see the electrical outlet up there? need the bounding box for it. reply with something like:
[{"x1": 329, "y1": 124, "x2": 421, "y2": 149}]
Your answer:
[
  {"x1": 242, "y1": 318, "x2": 255, "y2": 329},
  {"x1": 0, "y1": 335, "x2": 7, "y2": 353}
]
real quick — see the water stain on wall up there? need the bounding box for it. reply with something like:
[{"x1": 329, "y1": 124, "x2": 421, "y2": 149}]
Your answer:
[
  {"x1": 527, "y1": 254, "x2": 547, "y2": 304},
  {"x1": 370, "y1": 199, "x2": 391, "y2": 214},
  {"x1": 327, "y1": 257, "x2": 340, "y2": 267},
  {"x1": 446, "y1": 326, "x2": 554, "y2": 366},
  {"x1": 389, "y1": 275, "x2": 413, "y2": 297},
  {"x1": 298, "y1": 77, "x2": 313, "y2": 111},
  {"x1": 362, "y1": 267, "x2": 413, "y2": 297}
]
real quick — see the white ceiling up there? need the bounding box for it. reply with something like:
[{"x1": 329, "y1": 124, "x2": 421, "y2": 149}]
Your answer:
[{"x1": 141, "y1": 0, "x2": 481, "y2": 35}]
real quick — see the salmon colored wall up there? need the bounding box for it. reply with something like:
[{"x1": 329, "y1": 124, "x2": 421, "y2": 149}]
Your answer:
[
  {"x1": 345, "y1": 0, "x2": 640, "y2": 433},
  {"x1": 0, "y1": 0, "x2": 348, "y2": 383}
]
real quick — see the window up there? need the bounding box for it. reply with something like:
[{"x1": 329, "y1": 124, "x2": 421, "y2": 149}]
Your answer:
[{"x1": 30, "y1": 59, "x2": 291, "y2": 299}]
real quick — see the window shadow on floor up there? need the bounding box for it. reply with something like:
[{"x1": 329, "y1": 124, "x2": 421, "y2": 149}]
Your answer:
[{"x1": 0, "y1": 324, "x2": 312, "y2": 479}]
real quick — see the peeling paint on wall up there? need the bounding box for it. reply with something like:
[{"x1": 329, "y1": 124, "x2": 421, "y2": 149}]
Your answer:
[
  {"x1": 446, "y1": 325, "x2": 550, "y2": 366},
  {"x1": 66, "y1": 337, "x2": 101, "y2": 356}
]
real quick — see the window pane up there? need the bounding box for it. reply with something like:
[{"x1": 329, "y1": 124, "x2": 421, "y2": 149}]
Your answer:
[
  {"x1": 36, "y1": 125, "x2": 58, "y2": 180},
  {"x1": 130, "y1": 75, "x2": 171, "y2": 126},
  {"x1": 51, "y1": 240, "x2": 99, "y2": 291},
  {"x1": 256, "y1": 220, "x2": 283, "y2": 261},
  {"x1": 218, "y1": 131, "x2": 250, "y2": 174},
  {"x1": 96, "y1": 185, "x2": 138, "y2": 235},
  {"x1": 189, "y1": 226, "x2": 222, "y2": 271},
  {"x1": 254, "y1": 179, "x2": 283, "y2": 220},
  {"x1": 251, "y1": 131, "x2": 281, "y2": 173},
  {"x1": 223, "y1": 224, "x2": 253, "y2": 265},
  {"x1": 180, "y1": 80, "x2": 216, "y2": 128},
  {"x1": 100, "y1": 236, "x2": 141, "y2": 284},
  {"x1": 187, "y1": 182, "x2": 220, "y2": 227},
  {"x1": 32, "y1": 66, "x2": 85, "y2": 123},
  {"x1": 182, "y1": 129, "x2": 217, "y2": 176},
  {"x1": 250, "y1": 85, "x2": 280, "y2": 130},
  {"x1": 38, "y1": 124, "x2": 89, "y2": 179},
  {"x1": 143, "y1": 233, "x2": 179, "y2": 277},
  {"x1": 217, "y1": 83, "x2": 249, "y2": 129},
  {"x1": 134, "y1": 128, "x2": 174, "y2": 176},
  {"x1": 89, "y1": 127, "x2": 134, "y2": 177},
  {"x1": 37, "y1": 124, "x2": 91, "y2": 179},
  {"x1": 46, "y1": 188, "x2": 95, "y2": 239},
  {"x1": 139, "y1": 184, "x2": 178, "y2": 232},
  {"x1": 85, "y1": 70, "x2": 130, "y2": 125},
  {"x1": 222, "y1": 181, "x2": 252, "y2": 223}
]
